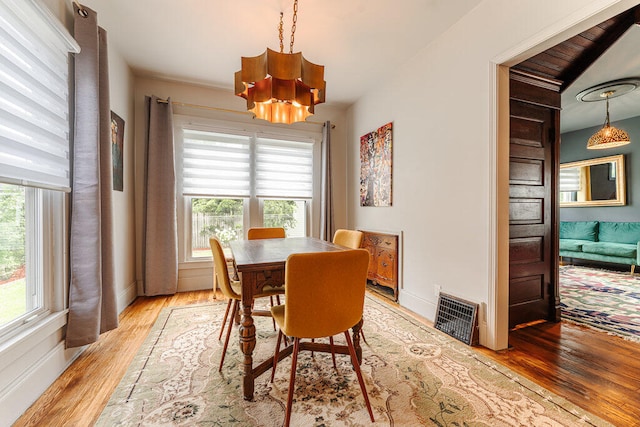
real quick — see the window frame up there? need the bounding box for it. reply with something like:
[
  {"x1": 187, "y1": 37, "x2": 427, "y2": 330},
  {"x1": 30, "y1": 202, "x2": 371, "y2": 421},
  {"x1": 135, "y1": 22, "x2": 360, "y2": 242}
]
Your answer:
[
  {"x1": 174, "y1": 115, "x2": 321, "y2": 264},
  {"x1": 0, "y1": 0, "x2": 74, "y2": 345},
  {"x1": 0, "y1": 186, "x2": 66, "y2": 342}
]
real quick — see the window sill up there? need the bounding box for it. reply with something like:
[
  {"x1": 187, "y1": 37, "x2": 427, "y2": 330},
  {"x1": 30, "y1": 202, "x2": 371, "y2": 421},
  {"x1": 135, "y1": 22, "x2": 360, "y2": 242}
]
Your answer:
[{"x1": 0, "y1": 310, "x2": 68, "y2": 368}]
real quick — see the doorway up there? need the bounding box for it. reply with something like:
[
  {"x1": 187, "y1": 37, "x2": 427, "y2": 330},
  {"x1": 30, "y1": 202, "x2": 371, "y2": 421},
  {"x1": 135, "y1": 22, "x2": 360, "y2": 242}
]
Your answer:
[{"x1": 495, "y1": 3, "x2": 640, "y2": 349}]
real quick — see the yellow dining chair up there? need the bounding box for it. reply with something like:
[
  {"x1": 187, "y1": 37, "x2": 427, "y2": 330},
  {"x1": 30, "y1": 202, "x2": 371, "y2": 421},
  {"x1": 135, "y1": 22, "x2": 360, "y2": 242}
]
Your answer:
[
  {"x1": 332, "y1": 229, "x2": 364, "y2": 249},
  {"x1": 332, "y1": 228, "x2": 368, "y2": 344},
  {"x1": 270, "y1": 249, "x2": 374, "y2": 427},
  {"x1": 210, "y1": 237, "x2": 284, "y2": 372},
  {"x1": 247, "y1": 227, "x2": 286, "y2": 240}
]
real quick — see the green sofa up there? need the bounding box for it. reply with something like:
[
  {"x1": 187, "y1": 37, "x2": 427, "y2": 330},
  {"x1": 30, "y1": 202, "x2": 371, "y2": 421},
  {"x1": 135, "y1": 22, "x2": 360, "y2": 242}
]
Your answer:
[{"x1": 559, "y1": 221, "x2": 640, "y2": 273}]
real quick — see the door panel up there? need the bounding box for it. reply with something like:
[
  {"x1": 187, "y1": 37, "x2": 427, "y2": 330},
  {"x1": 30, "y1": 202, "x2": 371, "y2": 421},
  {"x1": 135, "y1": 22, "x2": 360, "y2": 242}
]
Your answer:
[{"x1": 508, "y1": 71, "x2": 560, "y2": 329}]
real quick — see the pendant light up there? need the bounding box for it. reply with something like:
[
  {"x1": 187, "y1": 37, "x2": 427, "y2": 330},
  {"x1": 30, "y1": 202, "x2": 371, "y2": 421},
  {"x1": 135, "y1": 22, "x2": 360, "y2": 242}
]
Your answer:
[
  {"x1": 234, "y1": 0, "x2": 326, "y2": 124},
  {"x1": 586, "y1": 91, "x2": 631, "y2": 149},
  {"x1": 576, "y1": 79, "x2": 637, "y2": 150}
]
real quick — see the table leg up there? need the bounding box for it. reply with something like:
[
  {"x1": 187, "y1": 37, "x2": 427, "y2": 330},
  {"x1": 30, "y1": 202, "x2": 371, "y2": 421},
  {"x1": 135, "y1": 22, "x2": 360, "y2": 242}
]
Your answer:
[
  {"x1": 239, "y1": 275, "x2": 256, "y2": 400},
  {"x1": 351, "y1": 318, "x2": 363, "y2": 364}
]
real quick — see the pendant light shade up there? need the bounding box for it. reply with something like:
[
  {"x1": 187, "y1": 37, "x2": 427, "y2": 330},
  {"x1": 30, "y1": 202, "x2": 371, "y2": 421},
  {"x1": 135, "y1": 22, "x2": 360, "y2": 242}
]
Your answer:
[
  {"x1": 586, "y1": 91, "x2": 630, "y2": 150},
  {"x1": 234, "y1": 0, "x2": 326, "y2": 124},
  {"x1": 576, "y1": 79, "x2": 637, "y2": 150}
]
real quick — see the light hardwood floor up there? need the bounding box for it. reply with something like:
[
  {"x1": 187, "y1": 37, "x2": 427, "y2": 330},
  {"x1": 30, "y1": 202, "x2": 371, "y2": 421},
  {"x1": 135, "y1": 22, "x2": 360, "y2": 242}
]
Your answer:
[{"x1": 14, "y1": 290, "x2": 640, "y2": 426}]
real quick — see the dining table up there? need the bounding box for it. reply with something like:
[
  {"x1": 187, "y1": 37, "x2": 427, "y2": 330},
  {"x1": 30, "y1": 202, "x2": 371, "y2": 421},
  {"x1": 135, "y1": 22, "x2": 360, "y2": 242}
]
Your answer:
[{"x1": 228, "y1": 236, "x2": 366, "y2": 401}]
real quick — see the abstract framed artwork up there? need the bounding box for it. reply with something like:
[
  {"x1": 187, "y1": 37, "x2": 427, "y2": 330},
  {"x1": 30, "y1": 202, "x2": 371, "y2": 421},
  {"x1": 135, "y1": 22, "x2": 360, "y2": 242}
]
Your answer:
[
  {"x1": 110, "y1": 111, "x2": 124, "y2": 191},
  {"x1": 360, "y1": 122, "x2": 392, "y2": 206}
]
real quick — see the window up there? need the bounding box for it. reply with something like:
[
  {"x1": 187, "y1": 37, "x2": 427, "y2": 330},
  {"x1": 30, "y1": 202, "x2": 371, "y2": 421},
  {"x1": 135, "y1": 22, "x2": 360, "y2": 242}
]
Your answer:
[
  {"x1": 262, "y1": 199, "x2": 307, "y2": 238},
  {"x1": 0, "y1": 0, "x2": 78, "y2": 339},
  {"x1": 0, "y1": 184, "x2": 47, "y2": 331},
  {"x1": 190, "y1": 197, "x2": 245, "y2": 255},
  {"x1": 178, "y1": 121, "x2": 317, "y2": 259}
]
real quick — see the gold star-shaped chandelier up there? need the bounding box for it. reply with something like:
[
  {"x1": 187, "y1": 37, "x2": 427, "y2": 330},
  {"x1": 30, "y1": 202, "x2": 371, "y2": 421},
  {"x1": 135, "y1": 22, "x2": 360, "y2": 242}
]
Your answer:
[{"x1": 234, "y1": 0, "x2": 326, "y2": 124}]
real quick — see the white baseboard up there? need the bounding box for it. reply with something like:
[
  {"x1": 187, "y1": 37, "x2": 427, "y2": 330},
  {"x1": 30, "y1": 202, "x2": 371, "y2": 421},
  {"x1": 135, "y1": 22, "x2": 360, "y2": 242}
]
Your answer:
[
  {"x1": 117, "y1": 280, "x2": 138, "y2": 313},
  {"x1": 398, "y1": 289, "x2": 437, "y2": 323},
  {"x1": 0, "y1": 340, "x2": 83, "y2": 426},
  {"x1": 177, "y1": 277, "x2": 211, "y2": 292}
]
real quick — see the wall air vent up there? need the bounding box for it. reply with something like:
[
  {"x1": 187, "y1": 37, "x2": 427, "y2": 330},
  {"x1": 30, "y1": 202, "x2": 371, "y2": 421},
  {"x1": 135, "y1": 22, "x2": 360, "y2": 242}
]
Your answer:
[{"x1": 434, "y1": 293, "x2": 479, "y2": 346}]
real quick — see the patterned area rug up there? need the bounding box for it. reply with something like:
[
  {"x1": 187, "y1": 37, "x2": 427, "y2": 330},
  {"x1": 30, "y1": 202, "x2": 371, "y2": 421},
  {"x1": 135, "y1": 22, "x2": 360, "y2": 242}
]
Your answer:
[
  {"x1": 560, "y1": 265, "x2": 640, "y2": 342},
  {"x1": 97, "y1": 296, "x2": 611, "y2": 426}
]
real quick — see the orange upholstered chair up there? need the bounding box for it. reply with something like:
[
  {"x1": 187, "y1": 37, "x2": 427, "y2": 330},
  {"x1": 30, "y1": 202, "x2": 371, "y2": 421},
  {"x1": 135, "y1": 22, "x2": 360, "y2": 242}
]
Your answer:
[
  {"x1": 247, "y1": 227, "x2": 286, "y2": 240},
  {"x1": 270, "y1": 249, "x2": 374, "y2": 427},
  {"x1": 332, "y1": 228, "x2": 368, "y2": 343},
  {"x1": 210, "y1": 237, "x2": 283, "y2": 371},
  {"x1": 332, "y1": 229, "x2": 364, "y2": 249}
]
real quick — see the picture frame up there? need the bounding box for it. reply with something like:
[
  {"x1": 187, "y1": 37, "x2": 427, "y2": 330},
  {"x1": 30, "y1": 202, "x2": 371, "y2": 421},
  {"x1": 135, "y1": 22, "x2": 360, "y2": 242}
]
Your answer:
[
  {"x1": 110, "y1": 111, "x2": 124, "y2": 191},
  {"x1": 360, "y1": 122, "x2": 392, "y2": 207}
]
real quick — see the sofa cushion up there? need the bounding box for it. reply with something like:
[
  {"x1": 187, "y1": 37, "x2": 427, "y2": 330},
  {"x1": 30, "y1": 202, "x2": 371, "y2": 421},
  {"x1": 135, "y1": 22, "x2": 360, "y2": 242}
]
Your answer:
[
  {"x1": 559, "y1": 239, "x2": 588, "y2": 252},
  {"x1": 598, "y1": 222, "x2": 640, "y2": 244},
  {"x1": 581, "y1": 242, "x2": 637, "y2": 258},
  {"x1": 560, "y1": 221, "x2": 599, "y2": 241}
]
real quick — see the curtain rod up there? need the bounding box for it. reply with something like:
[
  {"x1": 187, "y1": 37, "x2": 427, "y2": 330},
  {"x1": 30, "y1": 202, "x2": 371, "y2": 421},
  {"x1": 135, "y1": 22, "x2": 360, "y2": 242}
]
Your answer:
[
  {"x1": 155, "y1": 98, "x2": 335, "y2": 128},
  {"x1": 72, "y1": 0, "x2": 88, "y2": 17}
]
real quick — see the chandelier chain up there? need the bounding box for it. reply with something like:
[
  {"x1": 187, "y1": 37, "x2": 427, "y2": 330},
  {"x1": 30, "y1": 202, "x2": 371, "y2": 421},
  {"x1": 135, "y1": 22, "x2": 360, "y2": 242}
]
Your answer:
[
  {"x1": 290, "y1": 0, "x2": 298, "y2": 53},
  {"x1": 278, "y1": 12, "x2": 284, "y2": 53}
]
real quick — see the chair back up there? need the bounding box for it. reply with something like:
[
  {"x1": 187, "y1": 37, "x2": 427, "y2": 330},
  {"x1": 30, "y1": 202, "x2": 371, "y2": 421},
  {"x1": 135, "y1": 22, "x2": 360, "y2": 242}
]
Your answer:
[
  {"x1": 248, "y1": 227, "x2": 286, "y2": 240},
  {"x1": 283, "y1": 249, "x2": 369, "y2": 338},
  {"x1": 209, "y1": 237, "x2": 240, "y2": 300},
  {"x1": 333, "y1": 229, "x2": 364, "y2": 249}
]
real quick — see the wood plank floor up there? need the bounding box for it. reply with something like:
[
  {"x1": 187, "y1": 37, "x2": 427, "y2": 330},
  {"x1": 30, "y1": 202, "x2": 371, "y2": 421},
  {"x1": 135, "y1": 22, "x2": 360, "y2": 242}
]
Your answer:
[
  {"x1": 14, "y1": 290, "x2": 640, "y2": 426},
  {"x1": 476, "y1": 320, "x2": 640, "y2": 427}
]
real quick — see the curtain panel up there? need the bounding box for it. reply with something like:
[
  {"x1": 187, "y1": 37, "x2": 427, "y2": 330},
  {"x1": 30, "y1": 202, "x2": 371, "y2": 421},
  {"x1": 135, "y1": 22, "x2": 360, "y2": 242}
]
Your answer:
[
  {"x1": 67, "y1": 4, "x2": 117, "y2": 348},
  {"x1": 142, "y1": 96, "x2": 178, "y2": 295},
  {"x1": 320, "y1": 121, "x2": 335, "y2": 241}
]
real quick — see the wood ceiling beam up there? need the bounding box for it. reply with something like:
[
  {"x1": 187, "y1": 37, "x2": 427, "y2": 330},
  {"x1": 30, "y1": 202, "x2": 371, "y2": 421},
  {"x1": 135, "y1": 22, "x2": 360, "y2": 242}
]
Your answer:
[{"x1": 559, "y1": 6, "x2": 639, "y2": 92}]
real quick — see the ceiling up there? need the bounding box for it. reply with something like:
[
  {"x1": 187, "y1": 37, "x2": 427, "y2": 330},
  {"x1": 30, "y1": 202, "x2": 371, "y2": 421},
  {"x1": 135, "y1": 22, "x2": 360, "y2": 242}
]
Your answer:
[
  {"x1": 78, "y1": 0, "x2": 483, "y2": 109},
  {"x1": 78, "y1": 0, "x2": 639, "y2": 133},
  {"x1": 561, "y1": 24, "x2": 640, "y2": 133}
]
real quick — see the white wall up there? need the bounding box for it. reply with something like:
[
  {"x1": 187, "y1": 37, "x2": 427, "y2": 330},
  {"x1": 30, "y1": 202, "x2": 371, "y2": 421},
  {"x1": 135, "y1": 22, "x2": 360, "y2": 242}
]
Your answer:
[
  {"x1": 0, "y1": 2, "x2": 136, "y2": 424},
  {"x1": 109, "y1": 35, "x2": 137, "y2": 312},
  {"x1": 346, "y1": 0, "x2": 639, "y2": 350},
  {"x1": 132, "y1": 77, "x2": 349, "y2": 293}
]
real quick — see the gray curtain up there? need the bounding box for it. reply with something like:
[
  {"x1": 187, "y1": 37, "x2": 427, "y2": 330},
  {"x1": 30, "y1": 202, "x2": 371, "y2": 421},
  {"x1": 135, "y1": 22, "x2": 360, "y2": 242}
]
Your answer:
[
  {"x1": 320, "y1": 121, "x2": 335, "y2": 241},
  {"x1": 142, "y1": 96, "x2": 178, "y2": 295},
  {"x1": 67, "y1": 5, "x2": 118, "y2": 348}
]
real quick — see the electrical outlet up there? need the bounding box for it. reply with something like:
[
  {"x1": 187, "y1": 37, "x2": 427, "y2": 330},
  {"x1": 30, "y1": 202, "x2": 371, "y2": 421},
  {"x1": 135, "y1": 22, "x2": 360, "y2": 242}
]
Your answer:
[{"x1": 434, "y1": 284, "x2": 441, "y2": 297}]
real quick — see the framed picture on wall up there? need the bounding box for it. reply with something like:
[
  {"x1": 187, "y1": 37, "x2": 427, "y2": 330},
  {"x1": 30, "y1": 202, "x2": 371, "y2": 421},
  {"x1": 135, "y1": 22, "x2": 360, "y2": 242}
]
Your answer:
[
  {"x1": 110, "y1": 111, "x2": 124, "y2": 191},
  {"x1": 360, "y1": 122, "x2": 392, "y2": 206}
]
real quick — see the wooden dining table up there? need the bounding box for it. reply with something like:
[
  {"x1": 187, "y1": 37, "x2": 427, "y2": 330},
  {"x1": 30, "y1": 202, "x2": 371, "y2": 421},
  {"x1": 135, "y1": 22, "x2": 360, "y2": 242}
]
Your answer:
[{"x1": 229, "y1": 236, "x2": 365, "y2": 401}]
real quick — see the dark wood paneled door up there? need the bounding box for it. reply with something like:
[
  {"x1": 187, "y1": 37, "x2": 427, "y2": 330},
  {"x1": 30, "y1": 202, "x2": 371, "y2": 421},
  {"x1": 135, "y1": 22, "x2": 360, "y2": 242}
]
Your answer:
[{"x1": 508, "y1": 71, "x2": 561, "y2": 329}]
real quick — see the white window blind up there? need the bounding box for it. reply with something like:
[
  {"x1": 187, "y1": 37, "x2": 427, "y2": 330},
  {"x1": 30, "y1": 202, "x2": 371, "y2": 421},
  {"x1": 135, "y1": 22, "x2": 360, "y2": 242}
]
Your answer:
[
  {"x1": 559, "y1": 167, "x2": 580, "y2": 192},
  {"x1": 181, "y1": 128, "x2": 314, "y2": 199},
  {"x1": 182, "y1": 129, "x2": 251, "y2": 197},
  {"x1": 0, "y1": 0, "x2": 78, "y2": 191},
  {"x1": 255, "y1": 137, "x2": 313, "y2": 198}
]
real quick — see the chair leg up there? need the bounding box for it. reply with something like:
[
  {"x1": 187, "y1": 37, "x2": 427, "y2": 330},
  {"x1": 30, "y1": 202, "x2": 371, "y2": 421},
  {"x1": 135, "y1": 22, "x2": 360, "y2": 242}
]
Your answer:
[
  {"x1": 360, "y1": 328, "x2": 368, "y2": 345},
  {"x1": 271, "y1": 330, "x2": 284, "y2": 383},
  {"x1": 219, "y1": 300, "x2": 239, "y2": 372},
  {"x1": 218, "y1": 298, "x2": 233, "y2": 341},
  {"x1": 344, "y1": 331, "x2": 375, "y2": 422},
  {"x1": 631, "y1": 264, "x2": 636, "y2": 275},
  {"x1": 270, "y1": 296, "x2": 276, "y2": 331},
  {"x1": 329, "y1": 336, "x2": 337, "y2": 369},
  {"x1": 284, "y1": 338, "x2": 301, "y2": 427}
]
